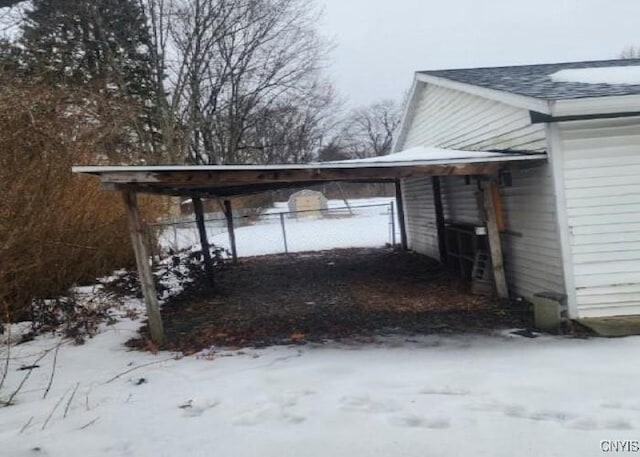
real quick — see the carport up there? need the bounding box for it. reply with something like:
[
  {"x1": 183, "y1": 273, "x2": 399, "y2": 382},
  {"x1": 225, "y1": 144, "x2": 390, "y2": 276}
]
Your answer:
[{"x1": 73, "y1": 148, "x2": 546, "y2": 344}]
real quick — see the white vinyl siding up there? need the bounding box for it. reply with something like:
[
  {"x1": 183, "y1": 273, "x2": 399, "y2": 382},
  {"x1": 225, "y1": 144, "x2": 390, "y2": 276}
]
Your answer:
[
  {"x1": 401, "y1": 177, "x2": 439, "y2": 259},
  {"x1": 558, "y1": 117, "x2": 640, "y2": 318},
  {"x1": 441, "y1": 177, "x2": 482, "y2": 224},
  {"x1": 398, "y1": 82, "x2": 564, "y2": 301},
  {"x1": 502, "y1": 164, "x2": 565, "y2": 298},
  {"x1": 401, "y1": 83, "x2": 547, "y2": 152},
  {"x1": 400, "y1": 176, "x2": 481, "y2": 260},
  {"x1": 402, "y1": 166, "x2": 565, "y2": 299}
]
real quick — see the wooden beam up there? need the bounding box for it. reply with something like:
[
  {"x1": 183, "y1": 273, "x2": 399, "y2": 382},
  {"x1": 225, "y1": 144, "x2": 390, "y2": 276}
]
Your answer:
[
  {"x1": 223, "y1": 200, "x2": 238, "y2": 264},
  {"x1": 482, "y1": 181, "x2": 509, "y2": 299},
  {"x1": 100, "y1": 163, "x2": 502, "y2": 189},
  {"x1": 432, "y1": 177, "x2": 447, "y2": 263},
  {"x1": 122, "y1": 191, "x2": 164, "y2": 345},
  {"x1": 100, "y1": 161, "x2": 513, "y2": 199},
  {"x1": 104, "y1": 179, "x2": 398, "y2": 199},
  {"x1": 192, "y1": 197, "x2": 215, "y2": 286},
  {"x1": 490, "y1": 181, "x2": 506, "y2": 232},
  {"x1": 394, "y1": 180, "x2": 408, "y2": 250}
]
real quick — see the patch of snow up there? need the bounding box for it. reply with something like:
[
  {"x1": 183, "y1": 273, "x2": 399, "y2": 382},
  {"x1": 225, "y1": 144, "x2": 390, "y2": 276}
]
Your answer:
[
  {"x1": 153, "y1": 251, "x2": 206, "y2": 301},
  {"x1": 550, "y1": 66, "x2": 640, "y2": 85},
  {"x1": 159, "y1": 197, "x2": 399, "y2": 256},
  {"x1": 331, "y1": 147, "x2": 510, "y2": 164},
  {"x1": 209, "y1": 210, "x2": 393, "y2": 256},
  {"x1": 0, "y1": 322, "x2": 33, "y2": 346},
  {"x1": 2, "y1": 320, "x2": 640, "y2": 456}
]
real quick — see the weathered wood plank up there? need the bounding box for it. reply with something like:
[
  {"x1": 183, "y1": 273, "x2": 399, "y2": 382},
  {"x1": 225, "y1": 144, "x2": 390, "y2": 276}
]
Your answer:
[
  {"x1": 122, "y1": 191, "x2": 164, "y2": 345},
  {"x1": 491, "y1": 181, "x2": 506, "y2": 232},
  {"x1": 483, "y1": 182, "x2": 509, "y2": 299},
  {"x1": 100, "y1": 163, "x2": 503, "y2": 188}
]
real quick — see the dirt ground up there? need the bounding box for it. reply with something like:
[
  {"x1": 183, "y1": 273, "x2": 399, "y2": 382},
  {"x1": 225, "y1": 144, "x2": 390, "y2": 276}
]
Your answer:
[{"x1": 158, "y1": 248, "x2": 532, "y2": 353}]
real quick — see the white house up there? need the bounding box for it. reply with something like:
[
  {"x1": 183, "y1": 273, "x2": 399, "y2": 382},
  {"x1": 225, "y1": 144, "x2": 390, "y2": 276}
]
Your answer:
[{"x1": 394, "y1": 58, "x2": 640, "y2": 321}]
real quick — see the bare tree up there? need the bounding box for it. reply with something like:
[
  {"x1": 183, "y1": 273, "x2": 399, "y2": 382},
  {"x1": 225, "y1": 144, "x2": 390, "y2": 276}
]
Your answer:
[
  {"x1": 338, "y1": 99, "x2": 402, "y2": 159},
  {"x1": 619, "y1": 45, "x2": 640, "y2": 59},
  {"x1": 0, "y1": 1, "x2": 26, "y2": 8},
  {"x1": 242, "y1": 80, "x2": 337, "y2": 164},
  {"x1": 0, "y1": 1, "x2": 26, "y2": 40},
  {"x1": 139, "y1": 0, "x2": 331, "y2": 165},
  {"x1": 138, "y1": 0, "x2": 181, "y2": 160},
  {"x1": 207, "y1": 0, "x2": 329, "y2": 164}
]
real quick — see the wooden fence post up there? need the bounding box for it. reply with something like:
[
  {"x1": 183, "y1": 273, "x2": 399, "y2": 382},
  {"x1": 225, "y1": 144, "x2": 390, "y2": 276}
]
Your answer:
[
  {"x1": 122, "y1": 191, "x2": 164, "y2": 345},
  {"x1": 192, "y1": 197, "x2": 215, "y2": 286}
]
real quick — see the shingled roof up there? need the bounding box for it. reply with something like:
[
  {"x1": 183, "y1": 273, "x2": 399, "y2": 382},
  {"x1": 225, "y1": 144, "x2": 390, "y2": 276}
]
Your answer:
[{"x1": 420, "y1": 58, "x2": 640, "y2": 100}]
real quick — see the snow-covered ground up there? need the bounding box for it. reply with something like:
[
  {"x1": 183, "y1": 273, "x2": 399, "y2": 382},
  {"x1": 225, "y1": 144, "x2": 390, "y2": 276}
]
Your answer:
[
  {"x1": 158, "y1": 197, "x2": 398, "y2": 257},
  {"x1": 3, "y1": 195, "x2": 639, "y2": 456},
  {"x1": 2, "y1": 311, "x2": 640, "y2": 457}
]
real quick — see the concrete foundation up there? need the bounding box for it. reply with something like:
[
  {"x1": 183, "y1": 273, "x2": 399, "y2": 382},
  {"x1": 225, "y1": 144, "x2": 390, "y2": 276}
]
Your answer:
[
  {"x1": 579, "y1": 316, "x2": 640, "y2": 337},
  {"x1": 532, "y1": 292, "x2": 567, "y2": 332}
]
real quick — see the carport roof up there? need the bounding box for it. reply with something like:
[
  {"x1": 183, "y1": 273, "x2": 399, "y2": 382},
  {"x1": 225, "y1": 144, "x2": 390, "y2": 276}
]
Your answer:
[{"x1": 73, "y1": 147, "x2": 546, "y2": 198}]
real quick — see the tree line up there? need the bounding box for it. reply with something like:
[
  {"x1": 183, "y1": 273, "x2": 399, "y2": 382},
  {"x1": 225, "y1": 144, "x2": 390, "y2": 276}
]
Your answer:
[{"x1": 0, "y1": 0, "x2": 402, "y2": 165}]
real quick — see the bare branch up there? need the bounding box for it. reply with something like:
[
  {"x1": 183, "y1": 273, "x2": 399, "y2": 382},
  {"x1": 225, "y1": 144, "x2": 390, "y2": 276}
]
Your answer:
[
  {"x1": 104, "y1": 358, "x2": 171, "y2": 384},
  {"x1": 42, "y1": 339, "x2": 62, "y2": 399},
  {"x1": 41, "y1": 388, "x2": 69, "y2": 430},
  {"x1": 63, "y1": 382, "x2": 80, "y2": 418},
  {"x1": 0, "y1": 0, "x2": 26, "y2": 8}
]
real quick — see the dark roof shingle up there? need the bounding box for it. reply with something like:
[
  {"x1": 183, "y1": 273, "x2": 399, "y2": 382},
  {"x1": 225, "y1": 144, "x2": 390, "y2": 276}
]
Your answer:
[{"x1": 420, "y1": 59, "x2": 640, "y2": 100}]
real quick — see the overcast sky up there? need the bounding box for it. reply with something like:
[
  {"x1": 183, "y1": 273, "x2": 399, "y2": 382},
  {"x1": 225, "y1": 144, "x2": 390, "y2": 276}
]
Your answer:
[{"x1": 317, "y1": 0, "x2": 640, "y2": 106}]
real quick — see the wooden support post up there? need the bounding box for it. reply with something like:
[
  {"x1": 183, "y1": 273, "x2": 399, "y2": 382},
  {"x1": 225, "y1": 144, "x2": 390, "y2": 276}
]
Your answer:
[
  {"x1": 122, "y1": 191, "x2": 164, "y2": 345},
  {"x1": 491, "y1": 182, "x2": 506, "y2": 232},
  {"x1": 395, "y1": 180, "x2": 408, "y2": 251},
  {"x1": 482, "y1": 181, "x2": 509, "y2": 299},
  {"x1": 192, "y1": 197, "x2": 215, "y2": 286},
  {"x1": 432, "y1": 177, "x2": 447, "y2": 264},
  {"x1": 223, "y1": 200, "x2": 238, "y2": 264}
]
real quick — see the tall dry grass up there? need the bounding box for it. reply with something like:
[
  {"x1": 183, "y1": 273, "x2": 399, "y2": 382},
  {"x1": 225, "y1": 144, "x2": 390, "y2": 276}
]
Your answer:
[{"x1": 0, "y1": 83, "x2": 158, "y2": 321}]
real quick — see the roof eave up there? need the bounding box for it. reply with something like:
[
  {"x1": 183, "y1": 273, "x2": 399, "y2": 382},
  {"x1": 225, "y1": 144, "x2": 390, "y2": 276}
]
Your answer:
[
  {"x1": 416, "y1": 73, "x2": 552, "y2": 115},
  {"x1": 551, "y1": 94, "x2": 640, "y2": 117},
  {"x1": 74, "y1": 153, "x2": 547, "y2": 198},
  {"x1": 72, "y1": 153, "x2": 547, "y2": 177},
  {"x1": 391, "y1": 75, "x2": 421, "y2": 153}
]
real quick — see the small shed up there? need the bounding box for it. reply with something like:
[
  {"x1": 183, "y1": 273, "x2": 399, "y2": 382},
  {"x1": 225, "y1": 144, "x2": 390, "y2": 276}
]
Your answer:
[
  {"x1": 288, "y1": 189, "x2": 328, "y2": 218},
  {"x1": 394, "y1": 58, "x2": 640, "y2": 323}
]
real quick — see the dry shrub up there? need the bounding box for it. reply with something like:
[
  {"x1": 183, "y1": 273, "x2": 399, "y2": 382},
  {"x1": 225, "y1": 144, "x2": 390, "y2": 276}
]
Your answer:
[{"x1": 0, "y1": 82, "x2": 158, "y2": 321}]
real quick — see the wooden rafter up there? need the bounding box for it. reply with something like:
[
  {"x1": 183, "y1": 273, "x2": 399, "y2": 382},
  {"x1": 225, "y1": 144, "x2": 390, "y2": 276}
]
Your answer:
[
  {"x1": 99, "y1": 162, "x2": 501, "y2": 187},
  {"x1": 93, "y1": 162, "x2": 519, "y2": 198}
]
